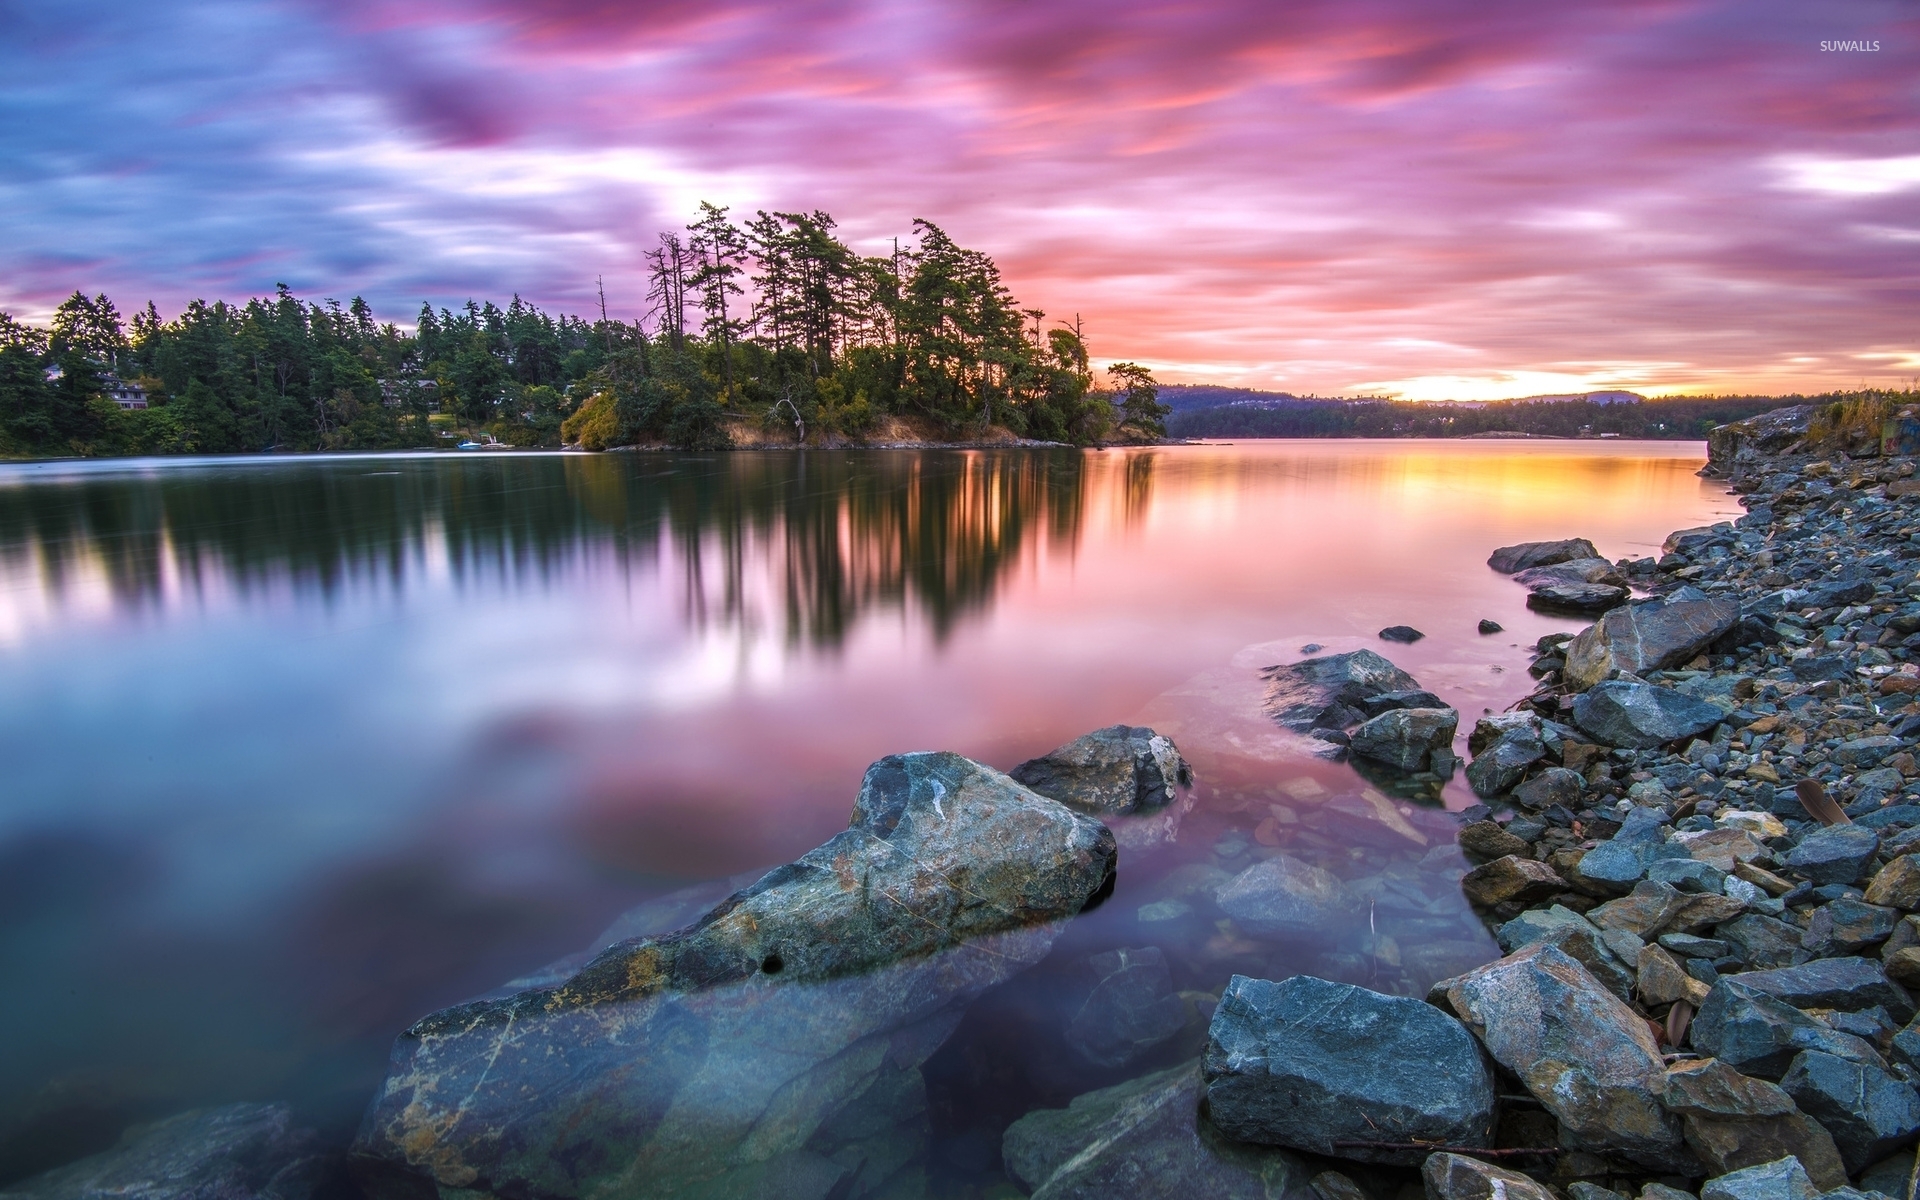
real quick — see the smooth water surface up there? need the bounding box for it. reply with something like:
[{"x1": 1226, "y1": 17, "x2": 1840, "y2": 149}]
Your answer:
[{"x1": 0, "y1": 442, "x2": 1738, "y2": 1188}]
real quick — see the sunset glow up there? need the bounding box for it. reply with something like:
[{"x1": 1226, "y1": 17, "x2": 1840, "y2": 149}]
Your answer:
[{"x1": 3, "y1": 0, "x2": 1915, "y2": 396}]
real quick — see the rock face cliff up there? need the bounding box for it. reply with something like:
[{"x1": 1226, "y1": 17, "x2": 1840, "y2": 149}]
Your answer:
[{"x1": 349, "y1": 751, "x2": 1116, "y2": 1200}]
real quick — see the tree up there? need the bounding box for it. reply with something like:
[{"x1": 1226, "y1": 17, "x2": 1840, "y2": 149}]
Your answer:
[
  {"x1": 687, "y1": 202, "x2": 747, "y2": 394},
  {"x1": 1109, "y1": 362, "x2": 1169, "y2": 439}
]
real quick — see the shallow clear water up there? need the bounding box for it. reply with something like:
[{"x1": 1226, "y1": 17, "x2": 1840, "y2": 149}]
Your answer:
[{"x1": 0, "y1": 442, "x2": 1738, "y2": 1189}]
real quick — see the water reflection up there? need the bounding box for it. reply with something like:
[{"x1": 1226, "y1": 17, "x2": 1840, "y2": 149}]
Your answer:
[
  {"x1": 0, "y1": 451, "x2": 1096, "y2": 649},
  {"x1": 0, "y1": 443, "x2": 1740, "y2": 1194}
]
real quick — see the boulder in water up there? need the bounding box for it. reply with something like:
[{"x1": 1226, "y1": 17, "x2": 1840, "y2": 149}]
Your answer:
[
  {"x1": 1348, "y1": 707, "x2": 1458, "y2": 772},
  {"x1": 350, "y1": 751, "x2": 1116, "y2": 1200},
  {"x1": 0, "y1": 1104, "x2": 329, "y2": 1200},
  {"x1": 1488, "y1": 538, "x2": 1601, "y2": 574},
  {"x1": 1260, "y1": 650, "x2": 1423, "y2": 733},
  {"x1": 1001, "y1": 1062, "x2": 1316, "y2": 1200},
  {"x1": 1215, "y1": 855, "x2": 1363, "y2": 938},
  {"x1": 1064, "y1": 947, "x2": 1188, "y2": 1069},
  {"x1": 1011, "y1": 725, "x2": 1192, "y2": 815}
]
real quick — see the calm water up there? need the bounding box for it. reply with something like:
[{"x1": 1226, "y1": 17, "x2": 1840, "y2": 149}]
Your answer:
[{"x1": 0, "y1": 442, "x2": 1738, "y2": 1189}]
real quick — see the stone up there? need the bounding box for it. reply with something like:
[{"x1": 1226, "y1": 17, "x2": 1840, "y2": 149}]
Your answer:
[
  {"x1": 1216, "y1": 854, "x2": 1363, "y2": 938},
  {"x1": 1734, "y1": 959, "x2": 1914, "y2": 1020},
  {"x1": 1692, "y1": 980, "x2": 1887, "y2": 1079},
  {"x1": 1590, "y1": 880, "x2": 1740, "y2": 940},
  {"x1": 1468, "y1": 712, "x2": 1543, "y2": 756},
  {"x1": 1867, "y1": 857, "x2": 1920, "y2": 910},
  {"x1": 1312, "y1": 1171, "x2": 1371, "y2": 1200},
  {"x1": 1349, "y1": 707, "x2": 1459, "y2": 772},
  {"x1": 1422, "y1": 1152, "x2": 1557, "y2": 1200},
  {"x1": 1517, "y1": 557, "x2": 1631, "y2": 589},
  {"x1": 1489, "y1": 538, "x2": 1602, "y2": 574},
  {"x1": 1203, "y1": 975, "x2": 1495, "y2": 1164},
  {"x1": 1648, "y1": 858, "x2": 1729, "y2": 894},
  {"x1": 1380, "y1": 625, "x2": 1425, "y2": 643},
  {"x1": 1803, "y1": 899, "x2": 1901, "y2": 954},
  {"x1": 1478, "y1": 619, "x2": 1503, "y2": 635},
  {"x1": 1065, "y1": 947, "x2": 1188, "y2": 1068},
  {"x1": 1460, "y1": 856, "x2": 1567, "y2": 908},
  {"x1": 350, "y1": 751, "x2": 1117, "y2": 1200},
  {"x1": 1001, "y1": 1062, "x2": 1317, "y2": 1200},
  {"x1": 1858, "y1": 1152, "x2": 1915, "y2": 1200},
  {"x1": 1011, "y1": 725, "x2": 1193, "y2": 814},
  {"x1": 1785, "y1": 825, "x2": 1880, "y2": 886},
  {"x1": 1530, "y1": 582, "x2": 1632, "y2": 613},
  {"x1": 0, "y1": 1104, "x2": 328, "y2": 1200},
  {"x1": 1513, "y1": 768, "x2": 1586, "y2": 810},
  {"x1": 1677, "y1": 828, "x2": 1770, "y2": 873},
  {"x1": 1838, "y1": 737, "x2": 1905, "y2": 769},
  {"x1": 1354, "y1": 689, "x2": 1449, "y2": 717},
  {"x1": 1720, "y1": 811, "x2": 1791, "y2": 838},
  {"x1": 1706, "y1": 404, "x2": 1813, "y2": 472},
  {"x1": 1663, "y1": 933, "x2": 1732, "y2": 959},
  {"x1": 1563, "y1": 594, "x2": 1743, "y2": 692},
  {"x1": 1261, "y1": 651, "x2": 1423, "y2": 732},
  {"x1": 1699, "y1": 1156, "x2": 1819, "y2": 1200},
  {"x1": 1496, "y1": 905, "x2": 1636, "y2": 1000},
  {"x1": 1444, "y1": 943, "x2": 1688, "y2": 1169},
  {"x1": 1466, "y1": 726, "x2": 1550, "y2": 797},
  {"x1": 1572, "y1": 681, "x2": 1728, "y2": 749},
  {"x1": 1459, "y1": 820, "x2": 1530, "y2": 862},
  {"x1": 1719, "y1": 914, "x2": 1811, "y2": 969},
  {"x1": 1889, "y1": 949, "x2": 1920, "y2": 990},
  {"x1": 1780, "y1": 1051, "x2": 1920, "y2": 1172},
  {"x1": 1640, "y1": 944, "x2": 1713, "y2": 1007},
  {"x1": 1661, "y1": 1059, "x2": 1848, "y2": 1190}
]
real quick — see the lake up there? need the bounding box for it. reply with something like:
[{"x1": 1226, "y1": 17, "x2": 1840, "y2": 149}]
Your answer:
[{"x1": 0, "y1": 441, "x2": 1739, "y2": 1194}]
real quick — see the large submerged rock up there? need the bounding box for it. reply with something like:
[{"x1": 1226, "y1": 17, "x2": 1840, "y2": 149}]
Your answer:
[
  {"x1": 1260, "y1": 651, "x2": 1423, "y2": 733},
  {"x1": 1011, "y1": 725, "x2": 1192, "y2": 815},
  {"x1": 1563, "y1": 594, "x2": 1743, "y2": 691},
  {"x1": 0, "y1": 1105, "x2": 328, "y2": 1200},
  {"x1": 1001, "y1": 1062, "x2": 1316, "y2": 1200},
  {"x1": 349, "y1": 751, "x2": 1117, "y2": 1200},
  {"x1": 1203, "y1": 975, "x2": 1495, "y2": 1163},
  {"x1": 1217, "y1": 854, "x2": 1364, "y2": 938},
  {"x1": 1442, "y1": 943, "x2": 1690, "y2": 1170}
]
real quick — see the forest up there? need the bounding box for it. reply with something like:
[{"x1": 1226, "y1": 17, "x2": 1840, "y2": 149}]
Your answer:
[
  {"x1": 0, "y1": 206, "x2": 1170, "y2": 458},
  {"x1": 1161, "y1": 387, "x2": 1895, "y2": 440}
]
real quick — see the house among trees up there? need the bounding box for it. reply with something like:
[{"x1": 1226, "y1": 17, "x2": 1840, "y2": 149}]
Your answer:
[
  {"x1": 103, "y1": 374, "x2": 147, "y2": 410},
  {"x1": 379, "y1": 378, "x2": 439, "y2": 410}
]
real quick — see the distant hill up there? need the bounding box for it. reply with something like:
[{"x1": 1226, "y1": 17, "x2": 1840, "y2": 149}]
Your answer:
[{"x1": 1161, "y1": 387, "x2": 1839, "y2": 440}]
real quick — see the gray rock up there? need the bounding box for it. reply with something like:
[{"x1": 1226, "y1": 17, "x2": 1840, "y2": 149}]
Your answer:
[
  {"x1": 1784, "y1": 825, "x2": 1880, "y2": 887},
  {"x1": 1422, "y1": 1152, "x2": 1556, "y2": 1200},
  {"x1": 0, "y1": 1105, "x2": 327, "y2": 1200},
  {"x1": 1780, "y1": 1052, "x2": 1920, "y2": 1172},
  {"x1": 1530, "y1": 582, "x2": 1632, "y2": 613},
  {"x1": 1065, "y1": 947, "x2": 1188, "y2": 1069},
  {"x1": 1489, "y1": 538, "x2": 1602, "y2": 574},
  {"x1": 1495, "y1": 905, "x2": 1636, "y2": 1001},
  {"x1": 1516, "y1": 557, "x2": 1630, "y2": 589},
  {"x1": 1011, "y1": 725, "x2": 1192, "y2": 815},
  {"x1": 1468, "y1": 712, "x2": 1544, "y2": 756},
  {"x1": 1002, "y1": 1062, "x2": 1317, "y2": 1200},
  {"x1": 1837, "y1": 737, "x2": 1904, "y2": 768},
  {"x1": 1443, "y1": 943, "x2": 1688, "y2": 1169},
  {"x1": 1460, "y1": 855, "x2": 1568, "y2": 908},
  {"x1": 1465, "y1": 723, "x2": 1549, "y2": 797},
  {"x1": 1867, "y1": 857, "x2": 1920, "y2": 910},
  {"x1": 1858, "y1": 1151, "x2": 1915, "y2": 1200},
  {"x1": 1803, "y1": 899, "x2": 1902, "y2": 956},
  {"x1": 1460, "y1": 820, "x2": 1531, "y2": 862},
  {"x1": 1349, "y1": 707, "x2": 1458, "y2": 772},
  {"x1": 1692, "y1": 980, "x2": 1888, "y2": 1079},
  {"x1": 1649, "y1": 858, "x2": 1729, "y2": 893},
  {"x1": 1706, "y1": 404, "x2": 1813, "y2": 472},
  {"x1": 1513, "y1": 767, "x2": 1586, "y2": 809},
  {"x1": 1661, "y1": 1058, "x2": 1848, "y2": 1189},
  {"x1": 1573, "y1": 680, "x2": 1728, "y2": 749},
  {"x1": 1720, "y1": 914, "x2": 1812, "y2": 969},
  {"x1": 1700, "y1": 1156, "x2": 1819, "y2": 1200},
  {"x1": 1261, "y1": 651, "x2": 1423, "y2": 732},
  {"x1": 1478, "y1": 619, "x2": 1503, "y2": 635},
  {"x1": 1564, "y1": 595, "x2": 1743, "y2": 691},
  {"x1": 1203, "y1": 975, "x2": 1495, "y2": 1164},
  {"x1": 1733, "y1": 958, "x2": 1915, "y2": 1022},
  {"x1": 349, "y1": 751, "x2": 1116, "y2": 1200},
  {"x1": 1216, "y1": 854, "x2": 1363, "y2": 938},
  {"x1": 1380, "y1": 625, "x2": 1426, "y2": 643}
]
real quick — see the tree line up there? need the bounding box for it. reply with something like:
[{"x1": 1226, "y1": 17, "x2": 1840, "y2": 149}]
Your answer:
[
  {"x1": 0, "y1": 207, "x2": 1170, "y2": 458},
  {"x1": 1160, "y1": 390, "x2": 1891, "y2": 440}
]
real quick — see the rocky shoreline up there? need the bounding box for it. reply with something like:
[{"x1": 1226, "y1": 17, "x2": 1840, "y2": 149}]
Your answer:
[{"x1": 12, "y1": 410, "x2": 1920, "y2": 1200}]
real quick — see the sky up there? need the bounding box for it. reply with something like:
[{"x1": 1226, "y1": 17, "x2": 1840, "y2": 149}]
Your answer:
[{"x1": 1, "y1": 0, "x2": 1916, "y2": 399}]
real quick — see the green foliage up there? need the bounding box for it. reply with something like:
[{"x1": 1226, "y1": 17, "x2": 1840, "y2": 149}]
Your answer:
[{"x1": 0, "y1": 201, "x2": 1151, "y2": 457}]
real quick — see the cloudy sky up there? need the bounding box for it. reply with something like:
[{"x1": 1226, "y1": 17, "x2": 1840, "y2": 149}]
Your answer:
[{"x1": 2, "y1": 0, "x2": 1915, "y2": 398}]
